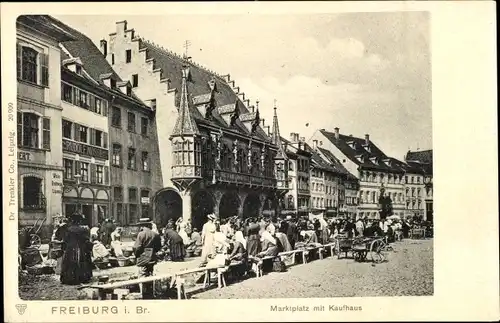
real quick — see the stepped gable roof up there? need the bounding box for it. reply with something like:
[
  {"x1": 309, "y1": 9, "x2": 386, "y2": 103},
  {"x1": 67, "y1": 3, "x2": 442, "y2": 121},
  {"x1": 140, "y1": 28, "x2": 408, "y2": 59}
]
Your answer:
[
  {"x1": 317, "y1": 147, "x2": 358, "y2": 181},
  {"x1": 140, "y1": 40, "x2": 270, "y2": 141},
  {"x1": 320, "y1": 129, "x2": 404, "y2": 173},
  {"x1": 406, "y1": 149, "x2": 433, "y2": 164}
]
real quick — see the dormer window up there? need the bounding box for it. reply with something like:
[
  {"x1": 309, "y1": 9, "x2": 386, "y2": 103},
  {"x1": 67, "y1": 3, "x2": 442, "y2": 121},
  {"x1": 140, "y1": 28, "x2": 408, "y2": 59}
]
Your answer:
[
  {"x1": 75, "y1": 65, "x2": 82, "y2": 75},
  {"x1": 111, "y1": 79, "x2": 117, "y2": 89},
  {"x1": 126, "y1": 86, "x2": 132, "y2": 96}
]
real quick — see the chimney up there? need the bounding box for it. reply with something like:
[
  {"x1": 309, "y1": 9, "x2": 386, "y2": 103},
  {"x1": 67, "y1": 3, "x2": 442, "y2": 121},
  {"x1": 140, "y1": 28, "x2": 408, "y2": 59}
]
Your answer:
[
  {"x1": 334, "y1": 127, "x2": 340, "y2": 140},
  {"x1": 261, "y1": 119, "x2": 265, "y2": 127},
  {"x1": 312, "y1": 140, "x2": 318, "y2": 150},
  {"x1": 265, "y1": 125, "x2": 271, "y2": 136},
  {"x1": 299, "y1": 136, "x2": 305, "y2": 142},
  {"x1": 365, "y1": 134, "x2": 370, "y2": 145},
  {"x1": 100, "y1": 39, "x2": 107, "y2": 56},
  {"x1": 290, "y1": 132, "x2": 297, "y2": 143}
]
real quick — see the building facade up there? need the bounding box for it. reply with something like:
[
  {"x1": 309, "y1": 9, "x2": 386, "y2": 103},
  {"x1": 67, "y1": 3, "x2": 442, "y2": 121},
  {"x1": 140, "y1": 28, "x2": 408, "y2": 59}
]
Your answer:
[
  {"x1": 102, "y1": 20, "x2": 285, "y2": 229},
  {"x1": 16, "y1": 15, "x2": 76, "y2": 238},
  {"x1": 55, "y1": 19, "x2": 163, "y2": 227},
  {"x1": 405, "y1": 149, "x2": 433, "y2": 222},
  {"x1": 59, "y1": 62, "x2": 111, "y2": 226},
  {"x1": 316, "y1": 146, "x2": 360, "y2": 219},
  {"x1": 311, "y1": 128, "x2": 405, "y2": 220},
  {"x1": 281, "y1": 133, "x2": 311, "y2": 216}
]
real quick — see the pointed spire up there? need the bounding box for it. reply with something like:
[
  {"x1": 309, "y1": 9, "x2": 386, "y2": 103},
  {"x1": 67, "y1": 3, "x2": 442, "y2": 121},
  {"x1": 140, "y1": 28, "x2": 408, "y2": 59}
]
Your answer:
[
  {"x1": 171, "y1": 65, "x2": 199, "y2": 137},
  {"x1": 272, "y1": 100, "x2": 287, "y2": 159}
]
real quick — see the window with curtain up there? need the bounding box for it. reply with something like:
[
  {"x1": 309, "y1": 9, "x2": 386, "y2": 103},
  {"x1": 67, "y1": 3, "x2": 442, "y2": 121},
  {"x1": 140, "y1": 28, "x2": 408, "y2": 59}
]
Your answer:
[
  {"x1": 128, "y1": 148, "x2": 136, "y2": 170},
  {"x1": 80, "y1": 162, "x2": 89, "y2": 182}
]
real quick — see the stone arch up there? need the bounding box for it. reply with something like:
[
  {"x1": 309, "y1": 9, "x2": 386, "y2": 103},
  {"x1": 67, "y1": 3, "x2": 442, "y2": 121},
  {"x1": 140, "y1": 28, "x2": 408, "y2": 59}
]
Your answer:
[
  {"x1": 192, "y1": 190, "x2": 216, "y2": 230},
  {"x1": 218, "y1": 191, "x2": 241, "y2": 220},
  {"x1": 242, "y1": 193, "x2": 261, "y2": 219},
  {"x1": 63, "y1": 187, "x2": 78, "y2": 198},
  {"x1": 153, "y1": 187, "x2": 183, "y2": 228},
  {"x1": 95, "y1": 189, "x2": 109, "y2": 200},
  {"x1": 80, "y1": 187, "x2": 94, "y2": 199}
]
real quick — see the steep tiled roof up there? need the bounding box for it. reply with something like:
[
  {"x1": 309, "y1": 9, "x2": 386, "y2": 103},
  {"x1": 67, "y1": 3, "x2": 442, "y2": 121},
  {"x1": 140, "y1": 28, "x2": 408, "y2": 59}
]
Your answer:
[
  {"x1": 320, "y1": 129, "x2": 405, "y2": 173},
  {"x1": 317, "y1": 147, "x2": 358, "y2": 181},
  {"x1": 18, "y1": 15, "x2": 77, "y2": 42},
  {"x1": 406, "y1": 149, "x2": 433, "y2": 164},
  {"x1": 404, "y1": 150, "x2": 433, "y2": 175},
  {"x1": 271, "y1": 107, "x2": 287, "y2": 159},
  {"x1": 140, "y1": 40, "x2": 270, "y2": 141},
  {"x1": 49, "y1": 17, "x2": 123, "y2": 84},
  {"x1": 306, "y1": 146, "x2": 337, "y2": 173},
  {"x1": 172, "y1": 67, "x2": 199, "y2": 136},
  {"x1": 49, "y1": 16, "x2": 147, "y2": 108}
]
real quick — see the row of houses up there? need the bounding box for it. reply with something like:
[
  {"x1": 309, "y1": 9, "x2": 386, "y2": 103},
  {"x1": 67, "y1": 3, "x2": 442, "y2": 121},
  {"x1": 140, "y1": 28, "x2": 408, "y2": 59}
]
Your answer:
[{"x1": 16, "y1": 15, "x2": 433, "y2": 240}]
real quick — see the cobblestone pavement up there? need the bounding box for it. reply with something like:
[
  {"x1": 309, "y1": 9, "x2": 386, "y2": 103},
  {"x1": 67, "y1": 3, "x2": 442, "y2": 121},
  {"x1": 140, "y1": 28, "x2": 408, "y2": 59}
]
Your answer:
[
  {"x1": 192, "y1": 239, "x2": 433, "y2": 299},
  {"x1": 19, "y1": 257, "x2": 203, "y2": 300}
]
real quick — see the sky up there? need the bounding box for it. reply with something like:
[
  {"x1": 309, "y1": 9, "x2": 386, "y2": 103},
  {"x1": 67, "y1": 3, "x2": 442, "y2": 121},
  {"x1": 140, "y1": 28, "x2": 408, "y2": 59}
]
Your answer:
[{"x1": 55, "y1": 12, "x2": 431, "y2": 160}]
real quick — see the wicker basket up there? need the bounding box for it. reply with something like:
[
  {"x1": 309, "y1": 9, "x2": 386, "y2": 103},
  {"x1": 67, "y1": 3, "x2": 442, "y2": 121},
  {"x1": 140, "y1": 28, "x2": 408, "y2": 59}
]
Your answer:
[
  {"x1": 122, "y1": 250, "x2": 133, "y2": 257},
  {"x1": 94, "y1": 261, "x2": 109, "y2": 270},
  {"x1": 117, "y1": 258, "x2": 128, "y2": 267}
]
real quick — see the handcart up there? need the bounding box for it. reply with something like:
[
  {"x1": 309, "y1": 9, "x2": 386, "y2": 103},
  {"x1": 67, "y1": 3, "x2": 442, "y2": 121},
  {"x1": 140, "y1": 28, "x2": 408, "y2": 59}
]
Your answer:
[{"x1": 351, "y1": 237, "x2": 390, "y2": 263}]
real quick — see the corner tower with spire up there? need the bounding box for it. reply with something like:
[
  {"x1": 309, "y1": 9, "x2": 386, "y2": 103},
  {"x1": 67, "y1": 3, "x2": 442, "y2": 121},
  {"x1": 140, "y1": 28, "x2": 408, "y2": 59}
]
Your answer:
[
  {"x1": 169, "y1": 64, "x2": 203, "y2": 220},
  {"x1": 271, "y1": 101, "x2": 290, "y2": 216}
]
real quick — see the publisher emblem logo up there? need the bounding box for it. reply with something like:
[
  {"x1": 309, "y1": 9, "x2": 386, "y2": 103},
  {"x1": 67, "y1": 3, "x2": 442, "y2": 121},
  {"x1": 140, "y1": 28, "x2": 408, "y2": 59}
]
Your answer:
[{"x1": 15, "y1": 304, "x2": 27, "y2": 315}]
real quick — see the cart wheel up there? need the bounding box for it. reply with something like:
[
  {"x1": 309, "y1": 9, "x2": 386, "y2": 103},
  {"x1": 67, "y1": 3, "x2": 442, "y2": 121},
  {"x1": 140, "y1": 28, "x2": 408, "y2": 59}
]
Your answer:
[{"x1": 30, "y1": 234, "x2": 41, "y2": 248}]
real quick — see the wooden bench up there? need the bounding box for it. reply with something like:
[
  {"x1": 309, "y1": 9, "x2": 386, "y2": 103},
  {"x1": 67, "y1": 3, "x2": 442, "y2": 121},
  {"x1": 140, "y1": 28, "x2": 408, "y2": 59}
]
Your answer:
[
  {"x1": 322, "y1": 242, "x2": 336, "y2": 258},
  {"x1": 172, "y1": 265, "x2": 225, "y2": 290},
  {"x1": 80, "y1": 273, "x2": 175, "y2": 300},
  {"x1": 278, "y1": 249, "x2": 307, "y2": 265},
  {"x1": 304, "y1": 246, "x2": 324, "y2": 262}
]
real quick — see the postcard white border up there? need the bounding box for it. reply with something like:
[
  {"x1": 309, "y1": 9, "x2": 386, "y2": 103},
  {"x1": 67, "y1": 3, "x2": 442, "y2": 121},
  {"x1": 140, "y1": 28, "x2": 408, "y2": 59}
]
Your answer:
[{"x1": 2, "y1": 1, "x2": 498, "y2": 322}]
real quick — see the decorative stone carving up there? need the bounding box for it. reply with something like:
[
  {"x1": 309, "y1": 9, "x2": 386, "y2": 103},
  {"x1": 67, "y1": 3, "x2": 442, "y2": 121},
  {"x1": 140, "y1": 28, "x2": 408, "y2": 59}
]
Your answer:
[
  {"x1": 260, "y1": 145, "x2": 266, "y2": 175},
  {"x1": 247, "y1": 139, "x2": 253, "y2": 169},
  {"x1": 232, "y1": 140, "x2": 239, "y2": 166}
]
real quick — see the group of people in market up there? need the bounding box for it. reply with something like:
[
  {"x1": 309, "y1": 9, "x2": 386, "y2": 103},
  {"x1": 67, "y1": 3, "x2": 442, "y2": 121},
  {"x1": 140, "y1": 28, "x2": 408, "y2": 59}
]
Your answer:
[{"x1": 51, "y1": 210, "x2": 427, "y2": 288}]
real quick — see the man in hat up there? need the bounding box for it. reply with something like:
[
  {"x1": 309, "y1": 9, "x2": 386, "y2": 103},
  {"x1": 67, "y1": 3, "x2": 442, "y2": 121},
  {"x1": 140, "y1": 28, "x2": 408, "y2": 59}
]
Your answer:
[
  {"x1": 134, "y1": 218, "x2": 162, "y2": 299},
  {"x1": 200, "y1": 213, "x2": 217, "y2": 264}
]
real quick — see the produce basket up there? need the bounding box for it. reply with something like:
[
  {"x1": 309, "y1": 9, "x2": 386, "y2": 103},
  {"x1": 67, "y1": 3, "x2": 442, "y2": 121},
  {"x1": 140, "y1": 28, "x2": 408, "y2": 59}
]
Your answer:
[
  {"x1": 117, "y1": 258, "x2": 129, "y2": 267},
  {"x1": 123, "y1": 250, "x2": 133, "y2": 257},
  {"x1": 94, "y1": 261, "x2": 110, "y2": 270}
]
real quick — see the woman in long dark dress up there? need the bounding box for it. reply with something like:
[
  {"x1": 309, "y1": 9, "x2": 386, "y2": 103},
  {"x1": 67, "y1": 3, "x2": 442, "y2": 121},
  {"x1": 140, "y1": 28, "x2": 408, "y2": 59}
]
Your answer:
[
  {"x1": 245, "y1": 218, "x2": 261, "y2": 257},
  {"x1": 164, "y1": 223, "x2": 185, "y2": 261},
  {"x1": 60, "y1": 213, "x2": 93, "y2": 285}
]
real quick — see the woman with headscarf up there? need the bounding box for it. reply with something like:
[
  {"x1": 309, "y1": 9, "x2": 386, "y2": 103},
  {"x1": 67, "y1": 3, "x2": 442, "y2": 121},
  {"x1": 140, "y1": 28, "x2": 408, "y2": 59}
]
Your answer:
[
  {"x1": 201, "y1": 214, "x2": 217, "y2": 264},
  {"x1": 110, "y1": 227, "x2": 124, "y2": 258},
  {"x1": 163, "y1": 222, "x2": 185, "y2": 261},
  {"x1": 177, "y1": 218, "x2": 191, "y2": 246},
  {"x1": 60, "y1": 213, "x2": 93, "y2": 285}
]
